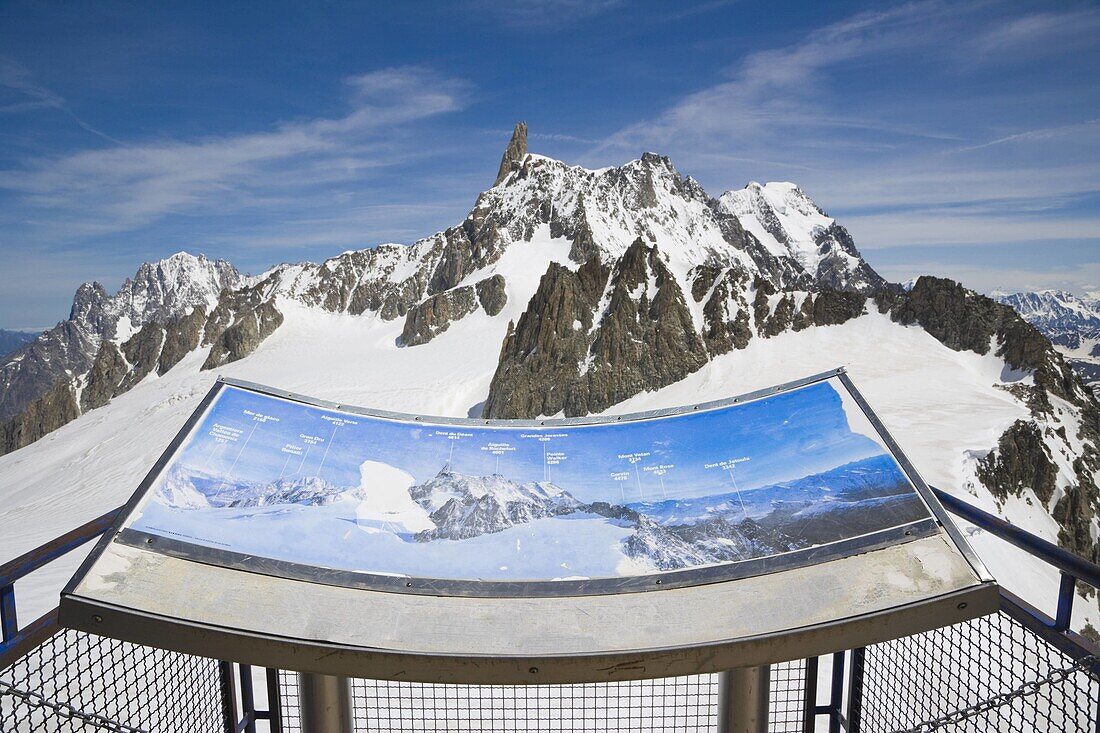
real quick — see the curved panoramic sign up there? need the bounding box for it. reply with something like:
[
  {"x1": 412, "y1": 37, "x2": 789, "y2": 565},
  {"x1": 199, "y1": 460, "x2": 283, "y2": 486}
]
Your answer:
[
  {"x1": 62, "y1": 369, "x2": 997, "y2": 682},
  {"x1": 119, "y1": 371, "x2": 933, "y2": 593}
]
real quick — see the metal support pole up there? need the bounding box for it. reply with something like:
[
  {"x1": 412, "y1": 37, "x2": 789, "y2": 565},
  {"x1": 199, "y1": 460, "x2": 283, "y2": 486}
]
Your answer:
[
  {"x1": 717, "y1": 665, "x2": 770, "y2": 733},
  {"x1": 298, "y1": 672, "x2": 354, "y2": 733},
  {"x1": 217, "y1": 661, "x2": 238, "y2": 733}
]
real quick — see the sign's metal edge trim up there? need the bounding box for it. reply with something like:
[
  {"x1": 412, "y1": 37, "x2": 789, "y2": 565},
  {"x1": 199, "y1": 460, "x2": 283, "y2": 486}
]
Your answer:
[
  {"x1": 114, "y1": 518, "x2": 941, "y2": 599},
  {"x1": 215, "y1": 367, "x2": 847, "y2": 428},
  {"x1": 836, "y1": 371, "x2": 995, "y2": 583}
]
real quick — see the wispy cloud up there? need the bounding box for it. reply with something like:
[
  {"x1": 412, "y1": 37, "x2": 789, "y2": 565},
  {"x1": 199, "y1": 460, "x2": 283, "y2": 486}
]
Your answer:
[
  {"x1": 0, "y1": 58, "x2": 121, "y2": 143},
  {"x1": 954, "y1": 119, "x2": 1100, "y2": 152},
  {"x1": 0, "y1": 66, "x2": 473, "y2": 238},
  {"x1": 597, "y1": 2, "x2": 960, "y2": 155},
  {"x1": 483, "y1": 0, "x2": 622, "y2": 28},
  {"x1": 0, "y1": 59, "x2": 64, "y2": 114},
  {"x1": 971, "y1": 7, "x2": 1100, "y2": 56},
  {"x1": 590, "y1": 0, "x2": 1100, "y2": 266}
]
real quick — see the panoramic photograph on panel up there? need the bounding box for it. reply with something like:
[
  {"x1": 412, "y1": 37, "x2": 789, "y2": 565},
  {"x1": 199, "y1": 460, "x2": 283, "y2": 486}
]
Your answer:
[{"x1": 130, "y1": 379, "x2": 930, "y2": 581}]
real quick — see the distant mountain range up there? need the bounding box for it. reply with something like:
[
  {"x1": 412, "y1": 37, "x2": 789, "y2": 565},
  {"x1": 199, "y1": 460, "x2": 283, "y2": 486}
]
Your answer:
[
  {"x1": 995, "y1": 290, "x2": 1100, "y2": 392},
  {"x1": 0, "y1": 329, "x2": 37, "y2": 359}
]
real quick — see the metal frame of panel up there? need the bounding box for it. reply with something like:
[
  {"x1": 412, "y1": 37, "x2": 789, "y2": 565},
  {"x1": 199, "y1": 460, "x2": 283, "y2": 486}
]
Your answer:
[{"x1": 60, "y1": 367, "x2": 998, "y2": 683}]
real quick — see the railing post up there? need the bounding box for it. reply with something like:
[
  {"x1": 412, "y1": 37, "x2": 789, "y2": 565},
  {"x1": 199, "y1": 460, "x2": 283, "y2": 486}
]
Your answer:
[
  {"x1": 802, "y1": 657, "x2": 819, "y2": 733},
  {"x1": 298, "y1": 672, "x2": 353, "y2": 733},
  {"x1": 828, "y1": 651, "x2": 845, "y2": 733},
  {"x1": 1055, "y1": 572, "x2": 1076, "y2": 632},
  {"x1": 847, "y1": 648, "x2": 865, "y2": 733},
  {"x1": 239, "y1": 663, "x2": 257, "y2": 733},
  {"x1": 266, "y1": 667, "x2": 284, "y2": 733},
  {"x1": 0, "y1": 584, "x2": 16, "y2": 643},
  {"x1": 219, "y1": 660, "x2": 238, "y2": 733},
  {"x1": 717, "y1": 666, "x2": 770, "y2": 733}
]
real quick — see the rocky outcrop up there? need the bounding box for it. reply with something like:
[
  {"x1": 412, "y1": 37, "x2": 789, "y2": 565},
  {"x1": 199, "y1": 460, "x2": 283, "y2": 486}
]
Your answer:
[
  {"x1": 117, "y1": 322, "x2": 166, "y2": 393},
  {"x1": 0, "y1": 254, "x2": 240, "y2": 427},
  {"x1": 976, "y1": 420, "x2": 1058, "y2": 505},
  {"x1": 877, "y1": 277, "x2": 1100, "y2": 564},
  {"x1": 494, "y1": 122, "x2": 528, "y2": 187},
  {"x1": 484, "y1": 239, "x2": 709, "y2": 418},
  {"x1": 158, "y1": 307, "x2": 207, "y2": 375},
  {"x1": 0, "y1": 321, "x2": 98, "y2": 422},
  {"x1": 483, "y1": 258, "x2": 609, "y2": 418},
  {"x1": 476, "y1": 274, "x2": 507, "y2": 316},
  {"x1": 399, "y1": 286, "x2": 479, "y2": 347},
  {"x1": 0, "y1": 381, "x2": 80, "y2": 456},
  {"x1": 697, "y1": 267, "x2": 753, "y2": 355},
  {"x1": 202, "y1": 285, "x2": 284, "y2": 370},
  {"x1": 80, "y1": 342, "x2": 128, "y2": 412}
]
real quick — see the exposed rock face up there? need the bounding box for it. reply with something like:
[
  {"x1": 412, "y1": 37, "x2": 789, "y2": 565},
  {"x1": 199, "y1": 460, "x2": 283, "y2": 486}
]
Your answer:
[
  {"x1": 877, "y1": 276, "x2": 1077, "y2": 402},
  {"x1": 117, "y1": 322, "x2": 166, "y2": 393},
  {"x1": 580, "y1": 239, "x2": 708, "y2": 413},
  {"x1": 977, "y1": 420, "x2": 1058, "y2": 504},
  {"x1": 476, "y1": 274, "x2": 507, "y2": 316},
  {"x1": 483, "y1": 258, "x2": 609, "y2": 418},
  {"x1": 484, "y1": 239, "x2": 708, "y2": 417},
  {"x1": 494, "y1": 122, "x2": 528, "y2": 187},
  {"x1": 0, "y1": 381, "x2": 80, "y2": 455},
  {"x1": 202, "y1": 286, "x2": 284, "y2": 370},
  {"x1": 697, "y1": 267, "x2": 753, "y2": 355},
  {"x1": 158, "y1": 307, "x2": 207, "y2": 375},
  {"x1": 996, "y1": 290, "x2": 1100, "y2": 393},
  {"x1": 400, "y1": 286, "x2": 479, "y2": 347},
  {"x1": 0, "y1": 330, "x2": 36, "y2": 360},
  {"x1": 879, "y1": 276, "x2": 1100, "y2": 564},
  {"x1": 0, "y1": 321, "x2": 97, "y2": 422},
  {"x1": 81, "y1": 342, "x2": 128, "y2": 412}
]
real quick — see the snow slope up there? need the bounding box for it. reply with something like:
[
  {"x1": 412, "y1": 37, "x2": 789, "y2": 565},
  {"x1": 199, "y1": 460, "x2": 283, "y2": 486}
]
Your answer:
[{"x1": 1, "y1": 301, "x2": 1089, "y2": 633}]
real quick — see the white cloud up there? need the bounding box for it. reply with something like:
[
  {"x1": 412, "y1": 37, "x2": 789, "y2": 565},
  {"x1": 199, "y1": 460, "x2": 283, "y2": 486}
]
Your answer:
[
  {"x1": 485, "y1": 0, "x2": 622, "y2": 28},
  {"x1": 0, "y1": 66, "x2": 473, "y2": 237},
  {"x1": 971, "y1": 7, "x2": 1100, "y2": 57}
]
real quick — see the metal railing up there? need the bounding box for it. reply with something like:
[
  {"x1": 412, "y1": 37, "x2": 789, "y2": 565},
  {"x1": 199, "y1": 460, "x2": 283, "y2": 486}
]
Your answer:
[{"x1": 2, "y1": 489, "x2": 1099, "y2": 732}]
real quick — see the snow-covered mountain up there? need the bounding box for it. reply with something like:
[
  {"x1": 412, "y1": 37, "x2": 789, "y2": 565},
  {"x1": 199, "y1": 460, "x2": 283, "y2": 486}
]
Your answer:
[
  {"x1": 410, "y1": 467, "x2": 580, "y2": 541},
  {"x1": 155, "y1": 465, "x2": 354, "y2": 509},
  {"x1": 0, "y1": 123, "x2": 1098, "y2": 631},
  {"x1": 995, "y1": 290, "x2": 1100, "y2": 391},
  {"x1": 0, "y1": 252, "x2": 243, "y2": 433}
]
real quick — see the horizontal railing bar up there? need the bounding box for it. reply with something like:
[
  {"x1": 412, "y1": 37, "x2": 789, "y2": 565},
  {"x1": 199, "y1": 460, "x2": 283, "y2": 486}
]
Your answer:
[
  {"x1": 0, "y1": 608, "x2": 59, "y2": 672},
  {"x1": 999, "y1": 588, "x2": 1100, "y2": 674},
  {"x1": 931, "y1": 487, "x2": 1100, "y2": 589},
  {"x1": 0, "y1": 508, "x2": 120, "y2": 588}
]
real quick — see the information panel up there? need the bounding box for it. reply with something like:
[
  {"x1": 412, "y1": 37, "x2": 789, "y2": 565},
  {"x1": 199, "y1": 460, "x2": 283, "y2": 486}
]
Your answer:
[{"x1": 115, "y1": 371, "x2": 937, "y2": 591}]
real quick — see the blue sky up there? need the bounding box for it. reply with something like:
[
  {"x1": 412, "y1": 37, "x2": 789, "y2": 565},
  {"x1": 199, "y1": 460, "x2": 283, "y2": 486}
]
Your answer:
[
  {"x1": 173, "y1": 381, "x2": 895, "y2": 504},
  {"x1": 1, "y1": 0, "x2": 1097, "y2": 329}
]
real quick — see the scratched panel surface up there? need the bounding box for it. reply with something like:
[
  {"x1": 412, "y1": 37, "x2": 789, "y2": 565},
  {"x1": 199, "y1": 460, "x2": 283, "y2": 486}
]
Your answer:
[{"x1": 123, "y1": 377, "x2": 931, "y2": 583}]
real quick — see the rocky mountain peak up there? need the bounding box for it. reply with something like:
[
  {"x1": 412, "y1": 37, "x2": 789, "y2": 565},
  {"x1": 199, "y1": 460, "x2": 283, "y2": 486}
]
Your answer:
[
  {"x1": 69, "y1": 281, "x2": 111, "y2": 333},
  {"x1": 494, "y1": 121, "x2": 528, "y2": 186}
]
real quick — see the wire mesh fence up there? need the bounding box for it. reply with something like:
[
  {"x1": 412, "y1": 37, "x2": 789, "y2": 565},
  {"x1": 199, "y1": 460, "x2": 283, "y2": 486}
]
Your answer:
[
  {"x1": 276, "y1": 661, "x2": 807, "y2": 733},
  {"x1": 2, "y1": 610, "x2": 1098, "y2": 732},
  {"x1": 0, "y1": 626, "x2": 225, "y2": 733},
  {"x1": 857, "y1": 610, "x2": 1099, "y2": 733}
]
